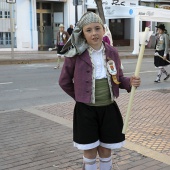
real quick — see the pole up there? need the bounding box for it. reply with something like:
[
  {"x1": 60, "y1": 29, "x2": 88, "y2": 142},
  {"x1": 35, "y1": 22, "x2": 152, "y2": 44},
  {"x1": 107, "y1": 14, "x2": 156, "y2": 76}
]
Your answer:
[
  {"x1": 122, "y1": 27, "x2": 150, "y2": 134},
  {"x1": 75, "y1": 1, "x2": 78, "y2": 24},
  {"x1": 155, "y1": 53, "x2": 170, "y2": 64},
  {"x1": 9, "y1": 3, "x2": 14, "y2": 59}
]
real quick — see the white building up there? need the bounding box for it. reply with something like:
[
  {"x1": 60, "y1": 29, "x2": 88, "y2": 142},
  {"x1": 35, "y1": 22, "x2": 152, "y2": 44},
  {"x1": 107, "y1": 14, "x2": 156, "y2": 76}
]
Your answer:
[
  {"x1": 86, "y1": 0, "x2": 170, "y2": 53},
  {"x1": 0, "y1": 0, "x2": 170, "y2": 52},
  {"x1": 0, "y1": 0, "x2": 83, "y2": 51}
]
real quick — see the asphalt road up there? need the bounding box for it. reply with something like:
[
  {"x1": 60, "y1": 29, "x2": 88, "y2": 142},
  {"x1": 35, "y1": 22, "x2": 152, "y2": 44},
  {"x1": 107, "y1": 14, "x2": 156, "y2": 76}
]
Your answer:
[{"x1": 0, "y1": 58, "x2": 169, "y2": 111}]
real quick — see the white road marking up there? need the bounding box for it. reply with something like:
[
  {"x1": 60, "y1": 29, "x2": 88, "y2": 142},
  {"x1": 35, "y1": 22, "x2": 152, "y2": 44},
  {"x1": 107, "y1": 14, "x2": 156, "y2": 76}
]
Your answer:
[
  {"x1": 2, "y1": 89, "x2": 20, "y2": 92},
  {"x1": 20, "y1": 64, "x2": 51, "y2": 68},
  {"x1": 23, "y1": 88, "x2": 38, "y2": 91},
  {"x1": 0, "y1": 88, "x2": 38, "y2": 93},
  {"x1": 122, "y1": 61, "x2": 153, "y2": 64},
  {"x1": 0, "y1": 82, "x2": 13, "y2": 85},
  {"x1": 124, "y1": 70, "x2": 157, "y2": 75}
]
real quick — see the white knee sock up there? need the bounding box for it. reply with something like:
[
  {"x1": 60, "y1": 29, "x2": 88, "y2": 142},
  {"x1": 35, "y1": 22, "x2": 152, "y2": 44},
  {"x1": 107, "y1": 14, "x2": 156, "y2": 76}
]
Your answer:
[
  {"x1": 83, "y1": 156, "x2": 97, "y2": 170},
  {"x1": 156, "y1": 69, "x2": 162, "y2": 81},
  {"x1": 99, "y1": 156, "x2": 112, "y2": 170},
  {"x1": 161, "y1": 67, "x2": 168, "y2": 76}
]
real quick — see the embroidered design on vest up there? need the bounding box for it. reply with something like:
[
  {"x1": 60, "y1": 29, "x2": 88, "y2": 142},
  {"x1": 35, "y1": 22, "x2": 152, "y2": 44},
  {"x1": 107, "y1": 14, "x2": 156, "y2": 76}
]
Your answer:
[{"x1": 107, "y1": 59, "x2": 120, "y2": 85}]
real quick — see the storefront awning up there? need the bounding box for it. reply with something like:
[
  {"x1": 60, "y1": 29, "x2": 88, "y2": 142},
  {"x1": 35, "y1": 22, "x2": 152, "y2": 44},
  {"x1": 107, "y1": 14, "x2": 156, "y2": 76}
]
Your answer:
[
  {"x1": 37, "y1": 0, "x2": 67, "y2": 2},
  {"x1": 103, "y1": 6, "x2": 170, "y2": 54},
  {"x1": 103, "y1": 6, "x2": 170, "y2": 22}
]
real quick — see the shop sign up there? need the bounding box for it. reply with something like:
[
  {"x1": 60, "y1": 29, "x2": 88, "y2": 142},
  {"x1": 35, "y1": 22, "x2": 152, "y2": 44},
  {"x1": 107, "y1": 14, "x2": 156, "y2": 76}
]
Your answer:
[
  {"x1": 42, "y1": 0, "x2": 66, "y2": 2},
  {"x1": 103, "y1": 6, "x2": 135, "y2": 18},
  {"x1": 138, "y1": 11, "x2": 154, "y2": 16},
  {"x1": 86, "y1": 0, "x2": 138, "y2": 7},
  {"x1": 6, "y1": 0, "x2": 16, "y2": 3}
]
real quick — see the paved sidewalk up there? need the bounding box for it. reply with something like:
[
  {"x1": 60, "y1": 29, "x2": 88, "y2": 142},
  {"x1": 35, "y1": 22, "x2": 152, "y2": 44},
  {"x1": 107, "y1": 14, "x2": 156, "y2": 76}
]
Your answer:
[
  {"x1": 0, "y1": 48, "x2": 155, "y2": 65},
  {"x1": 34, "y1": 89, "x2": 170, "y2": 158},
  {"x1": 0, "y1": 89, "x2": 170, "y2": 170}
]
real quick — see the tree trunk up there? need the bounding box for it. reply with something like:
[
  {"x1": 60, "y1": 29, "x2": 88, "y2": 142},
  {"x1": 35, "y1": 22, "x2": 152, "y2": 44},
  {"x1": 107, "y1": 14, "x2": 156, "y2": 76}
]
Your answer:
[{"x1": 94, "y1": 0, "x2": 106, "y2": 24}]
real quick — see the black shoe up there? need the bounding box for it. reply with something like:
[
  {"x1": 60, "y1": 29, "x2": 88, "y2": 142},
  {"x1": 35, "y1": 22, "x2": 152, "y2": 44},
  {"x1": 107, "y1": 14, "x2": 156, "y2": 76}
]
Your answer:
[
  {"x1": 154, "y1": 80, "x2": 161, "y2": 83},
  {"x1": 164, "y1": 74, "x2": 170, "y2": 81}
]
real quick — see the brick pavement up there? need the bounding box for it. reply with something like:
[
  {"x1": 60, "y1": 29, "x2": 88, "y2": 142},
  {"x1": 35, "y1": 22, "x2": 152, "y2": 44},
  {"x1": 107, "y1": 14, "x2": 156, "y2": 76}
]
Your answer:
[
  {"x1": 0, "y1": 108, "x2": 170, "y2": 170},
  {"x1": 35, "y1": 89, "x2": 170, "y2": 157},
  {"x1": 0, "y1": 89, "x2": 170, "y2": 170}
]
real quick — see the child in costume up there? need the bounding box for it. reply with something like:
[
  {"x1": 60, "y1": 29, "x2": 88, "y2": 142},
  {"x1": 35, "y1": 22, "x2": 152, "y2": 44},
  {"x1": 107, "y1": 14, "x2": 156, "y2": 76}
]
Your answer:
[
  {"x1": 154, "y1": 24, "x2": 170, "y2": 83},
  {"x1": 59, "y1": 12, "x2": 141, "y2": 170},
  {"x1": 54, "y1": 24, "x2": 69, "y2": 69}
]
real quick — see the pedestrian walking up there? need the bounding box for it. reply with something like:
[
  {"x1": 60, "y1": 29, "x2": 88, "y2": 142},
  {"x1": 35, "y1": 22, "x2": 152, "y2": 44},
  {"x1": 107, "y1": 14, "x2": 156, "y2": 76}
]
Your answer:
[
  {"x1": 59, "y1": 12, "x2": 141, "y2": 170},
  {"x1": 103, "y1": 35, "x2": 110, "y2": 45},
  {"x1": 67, "y1": 24, "x2": 74, "y2": 35},
  {"x1": 154, "y1": 24, "x2": 170, "y2": 82},
  {"x1": 54, "y1": 24, "x2": 69, "y2": 69},
  {"x1": 102, "y1": 24, "x2": 124, "y2": 70},
  {"x1": 102, "y1": 24, "x2": 113, "y2": 46}
]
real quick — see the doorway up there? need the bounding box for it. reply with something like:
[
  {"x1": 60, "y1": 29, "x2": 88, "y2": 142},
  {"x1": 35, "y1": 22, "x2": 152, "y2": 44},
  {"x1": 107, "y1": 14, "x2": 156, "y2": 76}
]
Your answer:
[
  {"x1": 109, "y1": 19, "x2": 130, "y2": 46},
  {"x1": 36, "y1": 2, "x2": 53, "y2": 50}
]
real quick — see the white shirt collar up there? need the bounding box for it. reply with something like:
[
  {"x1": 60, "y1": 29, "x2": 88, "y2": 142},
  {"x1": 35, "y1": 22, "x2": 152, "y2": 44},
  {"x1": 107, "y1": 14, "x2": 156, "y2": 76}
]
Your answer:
[{"x1": 88, "y1": 43, "x2": 104, "y2": 55}]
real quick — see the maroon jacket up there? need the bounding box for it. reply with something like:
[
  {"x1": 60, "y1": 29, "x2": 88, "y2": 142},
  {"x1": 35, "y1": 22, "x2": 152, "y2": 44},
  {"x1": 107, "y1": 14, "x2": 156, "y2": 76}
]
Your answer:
[{"x1": 59, "y1": 43, "x2": 131, "y2": 103}]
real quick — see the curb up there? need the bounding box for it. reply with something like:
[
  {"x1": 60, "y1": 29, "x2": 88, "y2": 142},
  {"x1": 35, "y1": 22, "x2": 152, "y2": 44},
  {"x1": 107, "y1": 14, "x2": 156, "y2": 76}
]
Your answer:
[
  {"x1": 0, "y1": 54, "x2": 152, "y2": 65},
  {"x1": 0, "y1": 58, "x2": 57, "y2": 65}
]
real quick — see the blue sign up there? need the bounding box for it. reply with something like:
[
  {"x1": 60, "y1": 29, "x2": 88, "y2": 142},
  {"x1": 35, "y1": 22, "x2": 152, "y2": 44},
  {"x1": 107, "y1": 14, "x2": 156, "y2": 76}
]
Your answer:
[{"x1": 129, "y1": 9, "x2": 133, "y2": 15}]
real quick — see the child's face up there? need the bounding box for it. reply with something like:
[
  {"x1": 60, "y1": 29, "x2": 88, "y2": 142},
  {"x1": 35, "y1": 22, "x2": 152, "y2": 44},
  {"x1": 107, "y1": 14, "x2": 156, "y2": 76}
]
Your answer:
[
  {"x1": 59, "y1": 27, "x2": 64, "y2": 32},
  {"x1": 82, "y1": 23, "x2": 105, "y2": 50},
  {"x1": 157, "y1": 28, "x2": 163, "y2": 34}
]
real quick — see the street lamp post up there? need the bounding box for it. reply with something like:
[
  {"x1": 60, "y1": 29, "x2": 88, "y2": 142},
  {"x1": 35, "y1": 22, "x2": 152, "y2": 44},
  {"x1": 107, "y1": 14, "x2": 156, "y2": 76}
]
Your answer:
[
  {"x1": 73, "y1": 0, "x2": 82, "y2": 25},
  {"x1": 9, "y1": 3, "x2": 14, "y2": 59},
  {"x1": 6, "y1": 0, "x2": 16, "y2": 59},
  {"x1": 75, "y1": 0, "x2": 78, "y2": 24}
]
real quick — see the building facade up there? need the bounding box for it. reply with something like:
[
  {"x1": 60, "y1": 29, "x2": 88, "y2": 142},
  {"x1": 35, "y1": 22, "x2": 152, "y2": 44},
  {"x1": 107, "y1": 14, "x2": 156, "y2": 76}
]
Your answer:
[
  {"x1": 0, "y1": 0, "x2": 83, "y2": 51},
  {"x1": 86, "y1": 0, "x2": 170, "y2": 49},
  {"x1": 0, "y1": 0, "x2": 169, "y2": 51}
]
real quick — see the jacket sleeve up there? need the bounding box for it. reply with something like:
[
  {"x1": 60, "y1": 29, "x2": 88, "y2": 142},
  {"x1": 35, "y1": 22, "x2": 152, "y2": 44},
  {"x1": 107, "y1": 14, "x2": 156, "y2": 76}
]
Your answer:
[
  {"x1": 59, "y1": 57, "x2": 76, "y2": 99},
  {"x1": 66, "y1": 32, "x2": 70, "y2": 41},
  {"x1": 164, "y1": 34, "x2": 169, "y2": 55},
  {"x1": 116, "y1": 51, "x2": 131, "y2": 92},
  {"x1": 119, "y1": 66, "x2": 131, "y2": 92},
  {"x1": 56, "y1": 32, "x2": 58, "y2": 45}
]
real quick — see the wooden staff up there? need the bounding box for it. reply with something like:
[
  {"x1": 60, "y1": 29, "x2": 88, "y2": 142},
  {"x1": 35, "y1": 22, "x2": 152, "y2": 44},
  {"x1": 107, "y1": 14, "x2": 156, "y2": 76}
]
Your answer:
[
  {"x1": 122, "y1": 27, "x2": 150, "y2": 134},
  {"x1": 155, "y1": 53, "x2": 170, "y2": 63}
]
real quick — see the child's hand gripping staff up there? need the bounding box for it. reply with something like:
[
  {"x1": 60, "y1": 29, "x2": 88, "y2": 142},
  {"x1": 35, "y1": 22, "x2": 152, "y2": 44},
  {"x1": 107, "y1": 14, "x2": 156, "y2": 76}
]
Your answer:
[
  {"x1": 107, "y1": 60, "x2": 120, "y2": 85},
  {"x1": 122, "y1": 27, "x2": 150, "y2": 134}
]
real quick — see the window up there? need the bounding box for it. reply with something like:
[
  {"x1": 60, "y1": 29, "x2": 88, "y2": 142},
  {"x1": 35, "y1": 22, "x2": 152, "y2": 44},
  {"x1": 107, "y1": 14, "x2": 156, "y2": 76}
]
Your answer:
[
  {"x1": 0, "y1": 11, "x2": 2, "y2": 18},
  {"x1": 0, "y1": 32, "x2": 11, "y2": 46},
  {"x1": 5, "y1": 32, "x2": 11, "y2": 45},
  {"x1": 42, "y1": 3, "x2": 51, "y2": 9},
  {"x1": 36, "y1": 2, "x2": 40, "y2": 9},
  {"x1": 0, "y1": 32, "x2": 3, "y2": 45},
  {"x1": 4, "y1": 11, "x2": 10, "y2": 18}
]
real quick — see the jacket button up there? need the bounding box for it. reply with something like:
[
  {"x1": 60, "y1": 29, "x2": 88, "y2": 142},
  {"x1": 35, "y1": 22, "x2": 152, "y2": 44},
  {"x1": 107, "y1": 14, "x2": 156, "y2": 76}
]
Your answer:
[
  {"x1": 86, "y1": 90, "x2": 89, "y2": 93},
  {"x1": 87, "y1": 70, "x2": 90, "y2": 73},
  {"x1": 86, "y1": 80, "x2": 89, "y2": 83}
]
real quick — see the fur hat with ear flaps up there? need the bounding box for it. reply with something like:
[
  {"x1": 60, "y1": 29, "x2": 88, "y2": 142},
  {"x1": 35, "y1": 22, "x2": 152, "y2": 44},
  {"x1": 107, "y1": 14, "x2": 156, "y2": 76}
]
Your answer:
[{"x1": 61, "y1": 12, "x2": 104, "y2": 57}]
